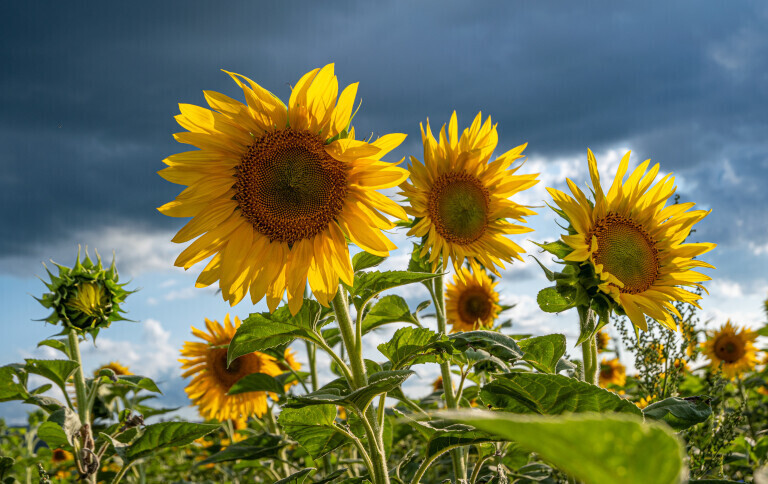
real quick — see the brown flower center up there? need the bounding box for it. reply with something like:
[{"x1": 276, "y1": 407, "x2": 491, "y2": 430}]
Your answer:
[
  {"x1": 234, "y1": 128, "x2": 348, "y2": 246},
  {"x1": 427, "y1": 171, "x2": 490, "y2": 245},
  {"x1": 590, "y1": 212, "x2": 659, "y2": 294},
  {"x1": 713, "y1": 335, "x2": 745, "y2": 363},
  {"x1": 207, "y1": 348, "x2": 260, "y2": 391},
  {"x1": 457, "y1": 287, "x2": 494, "y2": 326}
]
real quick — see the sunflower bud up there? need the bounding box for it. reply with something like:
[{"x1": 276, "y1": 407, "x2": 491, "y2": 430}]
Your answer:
[{"x1": 37, "y1": 247, "x2": 133, "y2": 337}]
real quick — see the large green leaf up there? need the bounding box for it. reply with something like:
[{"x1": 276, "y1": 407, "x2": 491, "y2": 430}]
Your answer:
[
  {"x1": 642, "y1": 396, "x2": 712, "y2": 431},
  {"x1": 449, "y1": 331, "x2": 524, "y2": 362},
  {"x1": 228, "y1": 299, "x2": 330, "y2": 365},
  {"x1": 481, "y1": 373, "x2": 642, "y2": 416},
  {"x1": 443, "y1": 411, "x2": 685, "y2": 484},
  {"x1": 351, "y1": 270, "x2": 440, "y2": 311},
  {"x1": 285, "y1": 370, "x2": 413, "y2": 412},
  {"x1": 278, "y1": 405, "x2": 350, "y2": 459},
  {"x1": 518, "y1": 334, "x2": 567, "y2": 374},
  {"x1": 40, "y1": 407, "x2": 81, "y2": 448},
  {"x1": 37, "y1": 339, "x2": 71, "y2": 358},
  {"x1": 228, "y1": 373, "x2": 285, "y2": 397},
  {"x1": 0, "y1": 365, "x2": 29, "y2": 402},
  {"x1": 111, "y1": 375, "x2": 162, "y2": 394},
  {"x1": 536, "y1": 286, "x2": 575, "y2": 313},
  {"x1": 125, "y1": 422, "x2": 219, "y2": 461},
  {"x1": 199, "y1": 433, "x2": 286, "y2": 465},
  {"x1": 397, "y1": 410, "x2": 494, "y2": 457},
  {"x1": 352, "y1": 251, "x2": 387, "y2": 272},
  {"x1": 24, "y1": 359, "x2": 79, "y2": 394},
  {"x1": 377, "y1": 327, "x2": 452, "y2": 369}
]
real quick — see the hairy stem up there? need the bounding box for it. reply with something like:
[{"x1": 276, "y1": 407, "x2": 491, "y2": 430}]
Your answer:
[
  {"x1": 578, "y1": 307, "x2": 598, "y2": 385},
  {"x1": 67, "y1": 329, "x2": 96, "y2": 484}
]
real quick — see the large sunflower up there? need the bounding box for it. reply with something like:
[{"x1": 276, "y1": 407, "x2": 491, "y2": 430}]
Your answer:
[
  {"x1": 702, "y1": 321, "x2": 758, "y2": 379},
  {"x1": 400, "y1": 111, "x2": 538, "y2": 273},
  {"x1": 445, "y1": 265, "x2": 501, "y2": 333},
  {"x1": 547, "y1": 149, "x2": 716, "y2": 331},
  {"x1": 179, "y1": 314, "x2": 301, "y2": 421},
  {"x1": 158, "y1": 64, "x2": 409, "y2": 314}
]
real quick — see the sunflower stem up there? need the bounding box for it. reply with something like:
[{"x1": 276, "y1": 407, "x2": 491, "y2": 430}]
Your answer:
[
  {"x1": 432, "y1": 268, "x2": 468, "y2": 483},
  {"x1": 578, "y1": 306, "x2": 598, "y2": 385},
  {"x1": 67, "y1": 329, "x2": 97, "y2": 484},
  {"x1": 332, "y1": 287, "x2": 390, "y2": 484}
]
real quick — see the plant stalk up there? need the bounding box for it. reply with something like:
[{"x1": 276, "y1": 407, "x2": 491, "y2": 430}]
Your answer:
[
  {"x1": 432, "y1": 269, "x2": 467, "y2": 483},
  {"x1": 67, "y1": 329, "x2": 97, "y2": 484},
  {"x1": 577, "y1": 306, "x2": 598, "y2": 385}
]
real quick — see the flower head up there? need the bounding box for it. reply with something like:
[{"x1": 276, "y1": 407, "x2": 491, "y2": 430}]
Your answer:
[
  {"x1": 445, "y1": 264, "x2": 501, "y2": 333},
  {"x1": 701, "y1": 321, "x2": 757, "y2": 379},
  {"x1": 599, "y1": 358, "x2": 626, "y2": 388},
  {"x1": 179, "y1": 314, "x2": 300, "y2": 421},
  {"x1": 400, "y1": 111, "x2": 538, "y2": 273},
  {"x1": 37, "y1": 247, "x2": 133, "y2": 337},
  {"x1": 596, "y1": 330, "x2": 610, "y2": 352},
  {"x1": 94, "y1": 361, "x2": 132, "y2": 377},
  {"x1": 546, "y1": 150, "x2": 715, "y2": 331},
  {"x1": 159, "y1": 64, "x2": 409, "y2": 315}
]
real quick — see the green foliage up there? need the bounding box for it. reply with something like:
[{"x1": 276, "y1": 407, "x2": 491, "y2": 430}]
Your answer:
[
  {"x1": 518, "y1": 334, "x2": 567, "y2": 373},
  {"x1": 279, "y1": 405, "x2": 350, "y2": 458},
  {"x1": 123, "y1": 422, "x2": 219, "y2": 461},
  {"x1": 643, "y1": 396, "x2": 713, "y2": 431}
]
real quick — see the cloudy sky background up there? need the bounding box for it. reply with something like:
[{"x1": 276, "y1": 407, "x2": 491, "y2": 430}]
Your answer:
[{"x1": 2, "y1": 1, "x2": 767, "y2": 423}]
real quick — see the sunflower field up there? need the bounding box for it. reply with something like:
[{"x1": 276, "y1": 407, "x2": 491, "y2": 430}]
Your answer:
[{"x1": 2, "y1": 64, "x2": 768, "y2": 484}]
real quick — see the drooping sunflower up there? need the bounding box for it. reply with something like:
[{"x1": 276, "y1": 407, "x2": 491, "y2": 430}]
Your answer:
[
  {"x1": 701, "y1": 321, "x2": 758, "y2": 379},
  {"x1": 158, "y1": 64, "x2": 409, "y2": 315},
  {"x1": 400, "y1": 111, "x2": 539, "y2": 274},
  {"x1": 445, "y1": 265, "x2": 501, "y2": 333},
  {"x1": 547, "y1": 149, "x2": 716, "y2": 331},
  {"x1": 179, "y1": 314, "x2": 301, "y2": 421},
  {"x1": 598, "y1": 358, "x2": 626, "y2": 388},
  {"x1": 94, "y1": 361, "x2": 132, "y2": 377}
]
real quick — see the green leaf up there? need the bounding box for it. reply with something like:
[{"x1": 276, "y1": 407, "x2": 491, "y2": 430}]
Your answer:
[
  {"x1": 112, "y1": 375, "x2": 162, "y2": 394},
  {"x1": 38, "y1": 422, "x2": 72, "y2": 449},
  {"x1": 125, "y1": 422, "x2": 219, "y2": 461},
  {"x1": 274, "y1": 468, "x2": 315, "y2": 484},
  {"x1": 642, "y1": 396, "x2": 712, "y2": 431},
  {"x1": 518, "y1": 334, "x2": 567, "y2": 374},
  {"x1": 278, "y1": 405, "x2": 350, "y2": 458},
  {"x1": 228, "y1": 373, "x2": 285, "y2": 397},
  {"x1": 377, "y1": 327, "x2": 451, "y2": 369},
  {"x1": 199, "y1": 433, "x2": 286, "y2": 465},
  {"x1": 324, "y1": 295, "x2": 426, "y2": 347},
  {"x1": 536, "y1": 287, "x2": 575, "y2": 313},
  {"x1": 398, "y1": 411, "x2": 494, "y2": 458},
  {"x1": 40, "y1": 407, "x2": 81, "y2": 448},
  {"x1": 0, "y1": 456, "x2": 14, "y2": 480},
  {"x1": 314, "y1": 469, "x2": 350, "y2": 484},
  {"x1": 24, "y1": 395, "x2": 65, "y2": 413},
  {"x1": 37, "y1": 339, "x2": 71, "y2": 358},
  {"x1": 228, "y1": 299, "x2": 330, "y2": 365},
  {"x1": 352, "y1": 251, "x2": 387, "y2": 272},
  {"x1": 0, "y1": 365, "x2": 29, "y2": 402},
  {"x1": 755, "y1": 324, "x2": 768, "y2": 337},
  {"x1": 24, "y1": 359, "x2": 79, "y2": 394},
  {"x1": 449, "y1": 331, "x2": 524, "y2": 362},
  {"x1": 481, "y1": 373, "x2": 642, "y2": 416},
  {"x1": 533, "y1": 240, "x2": 574, "y2": 259},
  {"x1": 443, "y1": 411, "x2": 685, "y2": 484},
  {"x1": 351, "y1": 270, "x2": 440, "y2": 311},
  {"x1": 286, "y1": 370, "x2": 414, "y2": 412}
]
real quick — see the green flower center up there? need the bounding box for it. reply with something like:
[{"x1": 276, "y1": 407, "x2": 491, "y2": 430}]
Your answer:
[
  {"x1": 235, "y1": 128, "x2": 348, "y2": 246},
  {"x1": 714, "y1": 335, "x2": 745, "y2": 363},
  {"x1": 428, "y1": 171, "x2": 490, "y2": 245},
  {"x1": 65, "y1": 282, "x2": 109, "y2": 317},
  {"x1": 458, "y1": 287, "x2": 494, "y2": 325},
  {"x1": 591, "y1": 213, "x2": 659, "y2": 294}
]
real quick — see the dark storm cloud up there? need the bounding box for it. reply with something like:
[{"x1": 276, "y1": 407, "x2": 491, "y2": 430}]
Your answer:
[{"x1": 1, "y1": 1, "x2": 767, "y2": 269}]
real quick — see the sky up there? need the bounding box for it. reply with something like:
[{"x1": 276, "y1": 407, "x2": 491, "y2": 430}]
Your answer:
[{"x1": 1, "y1": 1, "x2": 767, "y2": 423}]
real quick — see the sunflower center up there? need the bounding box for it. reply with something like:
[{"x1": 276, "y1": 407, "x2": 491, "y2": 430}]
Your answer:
[
  {"x1": 235, "y1": 128, "x2": 348, "y2": 245},
  {"x1": 457, "y1": 287, "x2": 493, "y2": 325},
  {"x1": 208, "y1": 348, "x2": 252, "y2": 390},
  {"x1": 427, "y1": 171, "x2": 490, "y2": 245},
  {"x1": 591, "y1": 212, "x2": 659, "y2": 294},
  {"x1": 714, "y1": 335, "x2": 745, "y2": 363}
]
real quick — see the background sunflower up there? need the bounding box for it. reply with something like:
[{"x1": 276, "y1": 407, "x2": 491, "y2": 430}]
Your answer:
[
  {"x1": 445, "y1": 265, "x2": 501, "y2": 333},
  {"x1": 701, "y1": 321, "x2": 758, "y2": 379}
]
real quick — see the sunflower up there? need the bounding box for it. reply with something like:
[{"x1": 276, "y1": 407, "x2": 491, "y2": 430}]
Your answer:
[
  {"x1": 158, "y1": 64, "x2": 409, "y2": 315},
  {"x1": 445, "y1": 265, "x2": 501, "y2": 333},
  {"x1": 547, "y1": 149, "x2": 716, "y2": 331},
  {"x1": 432, "y1": 376, "x2": 444, "y2": 392},
  {"x1": 636, "y1": 395, "x2": 657, "y2": 410},
  {"x1": 94, "y1": 361, "x2": 132, "y2": 377},
  {"x1": 596, "y1": 330, "x2": 610, "y2": 352},
  {"x1": 599, "y1": 358, "x2": 626, "y2": 388},
  {"x1": 51, "y1": 448, "x2": 72, "y2": 463},
  {"x1": 400, "y1": 111, "x2": 538, "y2": 274},
  {"x1": 179, "y1": 314, "x2": 300, "y2": 421},
  {"x1": 701, "y1": 321, "x2": 758, "y2": 379}
]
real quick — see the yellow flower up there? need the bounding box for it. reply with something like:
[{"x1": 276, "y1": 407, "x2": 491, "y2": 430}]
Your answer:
[
  {"x1": 445, "y1": 265, "x2": 501, "y2": 332},
  {"x1": 636, "y1": 395, "x2": 657, "y2": 409},
  {"x1": 94, "y1": 361, "x2": 132, "y2": 377},
  {"x1": 400, "y1": 111, "x2": 538, "y2": 274},
  {"x1": 599, "y1": 358, "x2": 626, "y2": 388},
  {"x1": 596, "y1": 330, "x2": 610, "y2": 352},
  {"x1": 432, "y1": 376, "x2": 444, "y2": 392},
  {"x1": 51, "y1": 448, "x2": 72, "y2": 463},
  {"x1": 547, "y1": 149, "x2": 716, "y2": 331},
  {"x1": 757, "y1": 384, "x2": 768, "y2": 397},
  {"x1": 337, "y1": 406, "x2": 347, "y2": 421},
  {"x1": 179, "y1": 315, "x2": 300, "y2": 421},
  {"x1": 701, "y1": 321, "x2": 758, "y2": 379},
  {"x1": 158, "y1": 64, "x2": 409, "y2": 315}
]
